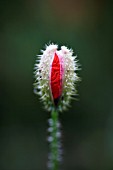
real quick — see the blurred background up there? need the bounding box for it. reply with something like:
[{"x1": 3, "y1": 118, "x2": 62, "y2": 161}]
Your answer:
[{"x1": 0, "y1": 0, "x2": 113, "y2": 170}]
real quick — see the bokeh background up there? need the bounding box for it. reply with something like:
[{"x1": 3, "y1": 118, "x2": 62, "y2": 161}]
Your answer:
[{"x1": 0, "y1": 0, "x2": 113, "y2": 170}]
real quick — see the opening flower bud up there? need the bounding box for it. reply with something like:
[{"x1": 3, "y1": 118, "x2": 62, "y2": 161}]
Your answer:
[{"x1": 34, "y1": 43, "x2": 80, "y2": 112}]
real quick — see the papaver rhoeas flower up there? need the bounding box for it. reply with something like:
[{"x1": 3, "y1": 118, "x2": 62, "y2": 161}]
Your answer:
[{"x1": 34, "y1": 43, "x2": 80, "y2": 112}]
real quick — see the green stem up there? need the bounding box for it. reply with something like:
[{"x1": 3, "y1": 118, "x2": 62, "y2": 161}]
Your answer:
[{"x1": 48, "y1": 108, "x2": 61, "y2": 170}]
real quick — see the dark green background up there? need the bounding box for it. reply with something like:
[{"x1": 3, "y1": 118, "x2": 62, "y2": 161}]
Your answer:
[{"x1": 0, "y1": 0, "x2": 113, "y2": 170}]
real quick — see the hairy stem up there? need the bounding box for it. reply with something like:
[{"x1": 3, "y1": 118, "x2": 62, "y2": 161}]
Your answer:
[{"x1": 48, "y1": 109, "x2": 61, "y2": 170}]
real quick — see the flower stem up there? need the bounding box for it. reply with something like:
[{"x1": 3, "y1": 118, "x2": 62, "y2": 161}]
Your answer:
[{"x1": 48, "y1": 108, "x2": 61, "y2": 170}]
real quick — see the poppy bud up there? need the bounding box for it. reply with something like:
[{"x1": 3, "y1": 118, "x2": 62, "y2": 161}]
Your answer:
[{"x1": 34, "y1": 43, "x2": 80, "y2": 112}]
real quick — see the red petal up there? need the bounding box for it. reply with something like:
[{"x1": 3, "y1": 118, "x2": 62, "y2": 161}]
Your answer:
[{"x1": 50, "y1": 53, "x2": 62, "y2": 105}]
